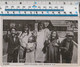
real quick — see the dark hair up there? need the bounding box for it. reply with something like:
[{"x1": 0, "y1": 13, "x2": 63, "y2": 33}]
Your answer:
[
  {"x1": 46, "y1": 21, "x2": 54, "y2": 31},
  {"x1": 50, "y1": 31, "x2": 58, "y2": 42},
  {"x1": 22, "y1": 24, "x2": 29, "y2": 35},
  {"x1": 66, "y1": 34, "x2": 74, "y2": 37},
  {"x1": 38, "y1": 22, "x2": 45, "y2": 31}
]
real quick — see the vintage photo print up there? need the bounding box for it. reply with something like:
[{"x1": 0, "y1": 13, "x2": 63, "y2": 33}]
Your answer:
[{"x1": 2, "y1": 20, "x2": 78, "y2": 65}]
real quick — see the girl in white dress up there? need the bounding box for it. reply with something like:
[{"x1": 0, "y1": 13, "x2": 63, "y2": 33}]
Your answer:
[{"x1": 19, "y1": 24, "x2": 36, "y2": 63}]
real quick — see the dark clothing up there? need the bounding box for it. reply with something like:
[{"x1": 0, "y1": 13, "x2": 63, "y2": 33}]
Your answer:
[
  {"x1": 61, "y1": 38, "x2": 74, "y2": 63},
  {"x1": 43, "y1": 39, "x2": 60, "y2": 63},
  {"x1": 7, "y1": 48, "x2": 18, "y2": 62},
  {"x1": 5, "y1": 34, "x2": 20, "y2": 62}
]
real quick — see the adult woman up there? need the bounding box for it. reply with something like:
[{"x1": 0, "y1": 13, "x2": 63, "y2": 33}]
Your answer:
[
  {"x1": 35, "y1": 22, "x2": 46, "y2": 63},
  {"x1": 44, "y1": 31, "x2": 60, "y2": 63},
  {"x1": 19, "y1": 24, "x2": 36, "y2": 63}
]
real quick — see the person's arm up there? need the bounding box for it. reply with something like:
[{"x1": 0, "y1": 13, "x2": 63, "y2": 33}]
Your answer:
[
  {"x1": 29, "y1": 42, "x2": 36, "y2": 51},
  {"x1": 54, "y1": 39, "x2": 60, "y2": 47},
  {"x1": 60, "y1": 39, "x2": 68, "y2": 51},
  {"x1": 72, "y1": 40, "x2": 78, "y2": 48},
  {"x1": 3, "y1": 34, "x2": 9, "y2": 42},
  {"x1": 42, "y1": 40, "x2": 50, "y2": 53},
  {"x1": 18, "y1": 32, "x2": 27, "y2": 49}
]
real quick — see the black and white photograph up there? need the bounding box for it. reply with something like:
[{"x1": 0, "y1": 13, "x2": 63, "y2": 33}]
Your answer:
[{"x1": 3, "y1": 20, "x2": 78, "y2": 64}]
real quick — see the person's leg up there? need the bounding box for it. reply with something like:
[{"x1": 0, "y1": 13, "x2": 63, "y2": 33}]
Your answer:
[
  {"x1": 66, "y1": 59, "x2": 71, "y2": 63},
  {"x1": 13, "y1": 50, "x2": 18, "y2": 63},
  {"x1": 66, "y1": 56, "x2": 72, "y2": 63},
  {"x1": 7, "y1": 54, "x2": 13, "y2": 62},
  {"x1": 19, "y1": 47, "x2": 25, "y2": 63},
  {"x1": 62, "y1": 55, "x2": 67, "y2": 63},
  {"x1": 62, "y1": 58, "x2": 66, "y2": 63},
  {"x1": 31, "y1": 51, "x2": 35, "y2": 63}
]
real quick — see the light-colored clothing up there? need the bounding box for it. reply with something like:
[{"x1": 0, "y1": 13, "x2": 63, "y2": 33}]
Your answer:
[
  {"x1": 19, "y1": 32, "x2": 30, "y2": 62},
  {"x1": 35, "y1": 29, "x2": 46, "y2": 62},
  {"x1": 19, "y1": 33, "x2": 29, "y2": 48},
  {"x1": 25, "y1": 43, "x2": 36, "y2": 63},
  {"x1": 44, "y1": 28, "x2": 51, "y2": 40},
  {"x1": 26, "y1": 51, "x2": 35, "y2": 63},
  {"x1": 19, "y1": 32, "x2": 35, "y2": 63}
]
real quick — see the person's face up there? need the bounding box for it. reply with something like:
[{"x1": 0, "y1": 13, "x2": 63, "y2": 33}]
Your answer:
[
  {"x1": 67, "y1": 36, "x2": 73, "y2": 41},
  {"x1": 33, "y1": 31, "x2": 37, "y2": 36},
  {"x1": 52, "y1": 31, "x2": 57, "y2": 38},
  {"x1": 24, "y1": 27, "x2": 28, "y2": 32},
  {"x1": 44, "y1": 22, "x2": 49, "y2": 27},
  {"x1": 39, "y1": 24, "x2": 43, "y2": 30},
  {"x1": 11, "y1": 29, "x2": 16, "y2": 34}
]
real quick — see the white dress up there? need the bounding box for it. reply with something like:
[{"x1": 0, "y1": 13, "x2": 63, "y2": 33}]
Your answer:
[
  {"x1": 35, "y1": 29, "x2": 46, "y2": 62},
  {"x1": 44, "y1": 28, "x2": 51, "y2": 40},
  {"x1": 19, "y1": 32, "x2": 35, "y2": 63}
]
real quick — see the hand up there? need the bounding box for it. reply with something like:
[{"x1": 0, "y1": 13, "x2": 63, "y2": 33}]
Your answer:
[
  {"x1": 26, "y1": 49, "x2": 31, "y2": 53},
  {"x1": 54, "y1": 44, "x2": 59, "y2": 46},
  {"x1": 60, "y1": 47, "x2": 68, "y2": 52},
  {"x1": 14, "y1": 46, "x2": 19, "y2": 50}
]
